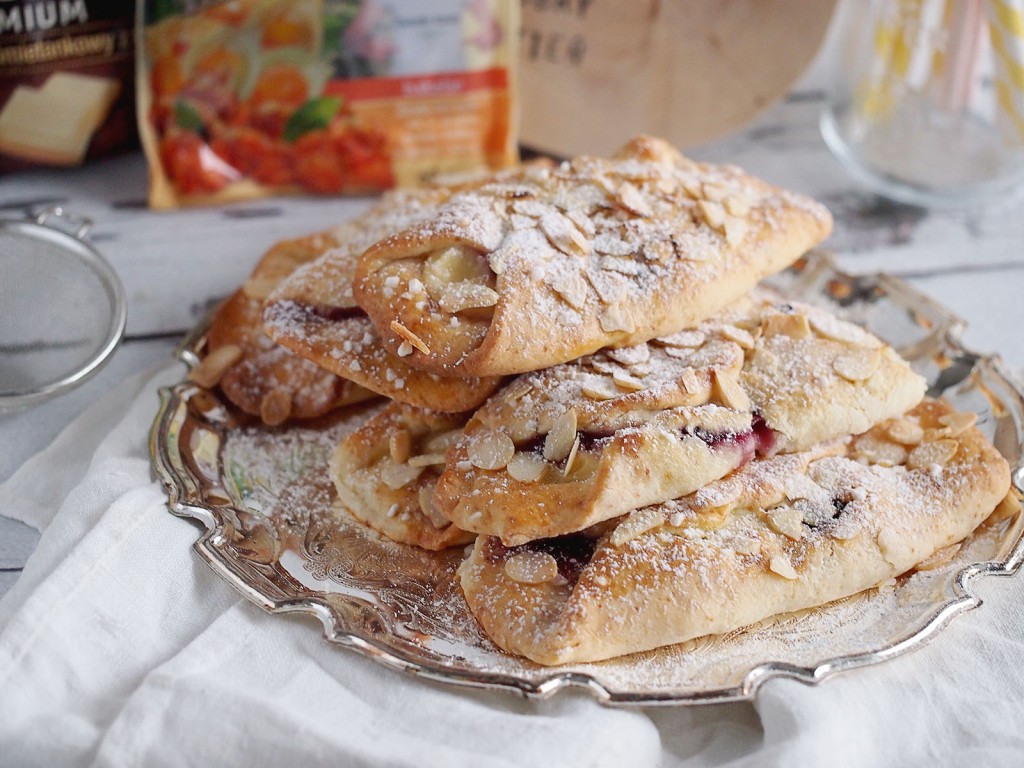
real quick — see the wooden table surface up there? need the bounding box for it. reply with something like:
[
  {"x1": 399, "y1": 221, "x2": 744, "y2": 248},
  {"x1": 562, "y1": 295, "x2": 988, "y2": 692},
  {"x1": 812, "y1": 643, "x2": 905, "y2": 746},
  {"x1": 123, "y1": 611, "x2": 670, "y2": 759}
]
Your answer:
[{"x1": 2, "y1": 65, "x2": 1023, "y2": 599}]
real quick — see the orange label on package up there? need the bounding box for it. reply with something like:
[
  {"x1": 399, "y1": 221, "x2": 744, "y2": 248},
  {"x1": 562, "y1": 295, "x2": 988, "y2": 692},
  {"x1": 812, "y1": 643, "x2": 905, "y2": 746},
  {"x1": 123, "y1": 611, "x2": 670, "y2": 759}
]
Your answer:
[{"x1": 138, "y1": 0, "x2": 518, "y2": 208}]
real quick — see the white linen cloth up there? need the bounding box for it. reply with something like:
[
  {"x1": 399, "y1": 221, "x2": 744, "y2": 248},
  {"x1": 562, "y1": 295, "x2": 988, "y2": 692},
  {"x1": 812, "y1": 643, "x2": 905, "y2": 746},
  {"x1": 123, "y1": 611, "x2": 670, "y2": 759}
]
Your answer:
[{"x1": 2, "y1": 365, "x2": 1024, "y2": 767}]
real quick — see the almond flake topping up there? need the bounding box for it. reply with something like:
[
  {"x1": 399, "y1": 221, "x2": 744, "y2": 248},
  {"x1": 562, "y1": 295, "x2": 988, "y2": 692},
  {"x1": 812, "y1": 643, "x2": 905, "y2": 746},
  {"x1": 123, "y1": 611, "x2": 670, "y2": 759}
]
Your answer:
[
  {"x1": 698, "y1": 199, "x2": 726, "y2": 230},
  {"x1": 606, "y1": 344, "x2": 650, "y2": 365},
  {"x1": 907, "y1": 438, "x2": 959, "y2": 470},
  {"x1": 438, "y1": 281, "x2": 500, "y2": 314},
  {"x1": 656, "y1": 329, "x2": 706, "y2": 348},
  {"x1": 407, "y1": 452, "x2": 447, "y2": 468},
  {"x1": 504, "y1": 550, "x2": 559, "y2": 585},
  {"x1": 762, "y1": 312, "x2": 812, "y2": 339},
  {"x1": 613, "y1": 370, "x2": 646, "y2": 392},
  {"x1": 260, "y1": 389, "x2": 292, "y2": 426},
  {"x1": 614, "y1": 182, "x2": 653, "y2": 217},
  {"x1": 380, "y1": 458, "x2": 424, "y2": 490},
  {"x1": 886, "y1": 419, "x2": 924, "y2": 446},
  {"x1": 507, "y1": 452, "x2": 548, "y2": 482},
  {"x1": 390, "y1": 320, "x2": 430, "y2": 355},
  {"x1": 833, "y1": 348, "x2": 881, "y2": 382},
  {"x1": 547, "y1": 272, "x2": 589, "y2": 309},
  {"x1": 769, "y1": 553, "x2": 799, "y2": 580},
  {"x1": 562, "y1": 434, "x2": 582, "y2": 476},
  {"x1": 938, "y1": 411, "x2": 977, "y2": 437},
  {"x1": 642, "y1": 240, "x2": 674, "y2": 263},
  {"x1": 190, "y1": 345, "x2": 243, "y2": 388},
  {"x1": 712, "y1": 369, "x2": 750, "y2": 411},
  {"x1": 766, "y1": 506, "x2": 804, "y2": 541},
  {"x1": 466, "y1": 429, "x2": 516, "y2": 471},
  {"x1": 724, "y1": 217, "x2": 748, "y2": 247},
  {"x1": 389, "y1": 429, "x2": 413, "y2": 464},
  {"x1": 582, "y1": 381, "x2": 618, "y2": 401},
  {"x1": 540, "y1": 209, "x2": 590, "y2": 255},
  {"x1": 599, "y1": 302, "x2": 637, "y2": 334},
  {"x1": 610, "y1": 508, "x2": 664, "y2": 546},
  {"x1": 544, "y1": 409, "x2": 578, "y2": 462},
  {"x1": 724, "y1": 196, "x2": 751, "y2": 217},
  {"x1": 720, "y1": 325, "x2": 755, "y2": 350}
]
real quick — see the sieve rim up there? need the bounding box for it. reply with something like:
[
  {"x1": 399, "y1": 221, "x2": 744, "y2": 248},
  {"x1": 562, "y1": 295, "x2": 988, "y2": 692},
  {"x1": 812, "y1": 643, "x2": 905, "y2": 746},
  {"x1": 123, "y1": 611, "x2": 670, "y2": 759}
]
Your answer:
[{"x1": 0, "y1": 218, "x2": 127, "y2": 411}]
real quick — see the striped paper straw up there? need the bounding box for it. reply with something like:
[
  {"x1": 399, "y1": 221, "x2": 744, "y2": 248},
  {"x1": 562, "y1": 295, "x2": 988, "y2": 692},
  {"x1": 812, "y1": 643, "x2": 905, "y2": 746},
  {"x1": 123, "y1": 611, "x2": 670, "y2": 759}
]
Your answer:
[
  {"x1": 858, "y1": 0, "x2": 926, "y2": 120},
  {"x1": 987, "y1": 0, "x2": 1024, "y2": 142}
]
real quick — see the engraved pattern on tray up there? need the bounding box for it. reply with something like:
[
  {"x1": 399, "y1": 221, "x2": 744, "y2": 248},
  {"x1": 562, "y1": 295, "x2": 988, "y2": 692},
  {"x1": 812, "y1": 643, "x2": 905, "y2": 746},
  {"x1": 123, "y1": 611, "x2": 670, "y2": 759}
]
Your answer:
[{"x1": 150, "y1": 252, "x2": 1024, "y2": 706}]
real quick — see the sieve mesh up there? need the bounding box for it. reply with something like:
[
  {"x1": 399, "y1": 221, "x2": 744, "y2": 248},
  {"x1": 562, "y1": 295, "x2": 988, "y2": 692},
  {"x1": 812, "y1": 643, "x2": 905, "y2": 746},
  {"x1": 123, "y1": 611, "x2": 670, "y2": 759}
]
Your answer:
[{"x1": 0, "y1": 219, "x2": 125, "y2": 406}]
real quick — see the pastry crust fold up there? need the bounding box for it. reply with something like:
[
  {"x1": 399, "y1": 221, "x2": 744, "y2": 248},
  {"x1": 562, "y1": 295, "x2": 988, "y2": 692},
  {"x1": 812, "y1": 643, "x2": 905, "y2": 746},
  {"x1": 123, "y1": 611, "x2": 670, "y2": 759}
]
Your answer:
[
  {"x1": 330, "y1": 403, "x2": 474, "y2": 550},
  {"x1": 263, "y1": 190, "x2": 504, "y2": 412},
  {"x1": 435, "y1": 299, "x2": 927, "y2": 545},
  {"x1": 354, "y1": 136, "x2": 833, "y2": 377},
  {"x1": 458, "y1": 401, "x2": 1012, "y2": 665}
]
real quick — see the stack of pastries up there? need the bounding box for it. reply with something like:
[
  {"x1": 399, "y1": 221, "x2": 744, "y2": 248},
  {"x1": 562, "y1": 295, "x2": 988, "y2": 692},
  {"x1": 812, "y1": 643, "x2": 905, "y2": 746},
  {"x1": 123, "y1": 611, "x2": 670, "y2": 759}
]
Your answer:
[{"x1": 191, "y1": 136, "x2": 1015, "y2": 665}]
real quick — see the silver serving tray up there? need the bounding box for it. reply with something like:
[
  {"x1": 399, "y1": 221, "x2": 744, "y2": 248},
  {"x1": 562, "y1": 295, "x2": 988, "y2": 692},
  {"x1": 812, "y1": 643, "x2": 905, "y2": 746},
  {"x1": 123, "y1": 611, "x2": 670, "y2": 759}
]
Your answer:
[{"x1": 150, "y1": 252, "x2": 1024, "y2": 706}]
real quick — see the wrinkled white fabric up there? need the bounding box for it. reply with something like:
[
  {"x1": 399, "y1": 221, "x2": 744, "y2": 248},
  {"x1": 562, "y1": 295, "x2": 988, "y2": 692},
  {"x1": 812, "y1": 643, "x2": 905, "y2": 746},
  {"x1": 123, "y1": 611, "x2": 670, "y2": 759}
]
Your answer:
[{"x1": 1, "y1": 366, "x2": 1023, "y2": 766}]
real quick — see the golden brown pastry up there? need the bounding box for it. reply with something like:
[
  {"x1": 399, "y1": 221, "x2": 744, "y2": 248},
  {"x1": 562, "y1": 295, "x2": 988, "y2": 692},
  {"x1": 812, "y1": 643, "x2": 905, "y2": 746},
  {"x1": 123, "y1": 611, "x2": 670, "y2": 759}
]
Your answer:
[
  {"x1": 263, "y1": 188, "x2": 504, "y2": 412},
  {"x1": 353, "y1": 135, "x2": 833, "y2": 378},
  {"x1": 435, "y1": 299, "x2": 926, "y2": 545},
  {"x1": 330, "y1": 402, "x2": 474, "y2": 550},
  {"x1": 193, "y1": 232, "x2": 375, "y2": 425},
  {"x1": 458, "y1": 400, "x2": 1012, "y2": 665}
]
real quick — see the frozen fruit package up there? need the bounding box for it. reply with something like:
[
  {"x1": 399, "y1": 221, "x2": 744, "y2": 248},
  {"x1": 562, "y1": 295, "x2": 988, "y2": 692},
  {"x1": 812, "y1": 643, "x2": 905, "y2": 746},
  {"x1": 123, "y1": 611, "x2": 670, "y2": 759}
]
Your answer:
[{"x1": 137, "y1": 0, "x2": 518, "y2": 208}]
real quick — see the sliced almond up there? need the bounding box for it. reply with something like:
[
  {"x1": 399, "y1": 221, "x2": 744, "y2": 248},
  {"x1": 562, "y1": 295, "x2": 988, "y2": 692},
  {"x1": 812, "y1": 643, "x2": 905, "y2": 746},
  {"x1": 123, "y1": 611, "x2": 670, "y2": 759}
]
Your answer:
[
  {"x1": 614, "y1": 182, "x2": 653, "y2": 217},
  {"x1": 390, "y1": 321, "x2": 430, "y2": 355},
  {"x1": 938, "y1": 411, "x2": 977, "y2": 437},
  {"x1": 562, "y1": 434, "x2": 582, "y2": 476},
  {"x1": 769, "y1": 553, "x2": 799, "y2": 580},
  {"x1": 540, "y1": 209, "x2": 590, "y2": 255},
  {"x1": 656, "y1": 329, "x2": 706, "y2": 348},
  {"x1": 765, "y1": 506, "x2": 804, "y2": 541},
  {"x1": 438, "y1": 281, "x2": 500, "y2": 314},
  {"x1": 723, "y1": 217, "x2": 748, "y2": 247},
  {"x1": 259, "y1": 388, "x2": 292, "y2": 426},
  {"x1": 907, "y1": 438, "x2": 959, "y2": 470},
  {"x1": 547, "y1": 271, "x2": 589, "y2": 309},
  {"x1": 380, "y1": 458, "x2": 425, "y2": 489},
  {"x1": 723, "y1": 196, "x2": 751, "y2": 217},
  {"x1": 418, "y1": 486, "x2": 450, "y2": 529},
  {"x1": 852, "y1": 435, "x2": 908, "y2": 467},
  {"x1": 389, "y1": 429, "x2": 413, "y2": 464},
  {"x1": 693, "y1": 480, "x2": 743, "y2": 511},
  {"x1": 189, "y1": 345, "x2": 243, "y2": 388},
  {"x1": 610, "y1": 508, "x2": 664, "y2": 546},
  {"x1": 507, "y1": 451, "x2": 549, "y2": 482},
  {"x1": 606, "y1": 344, "x2": 650, "y2": 366},
  {"x1": 886, "y1": 419, "x2": 924, "y2": 446},
  {"x1": 599, "y1": 302, "x2": 636, "y2": 334},
  {"x1": 712, "y1": 369, "x2": 750, "y2": 411},
  {"x1": 407, "y1": 452, "x2": 447, "y2": 468},
  {"x1": 808, "y1": 312, "x2": 880, "y2": 347},
  {"x1": 720, "y1": 325, "x2": 755, "y2": 350},
  {"x1": 833, "y1": 348, "x2": 881, "y2": 382},
  {"x1": 698, "y1": 199, "x2": 726, "y2": 231},
  {"x1": 504, "y1": 550, "x2": 559, "y2": 584},
  {"x1": 543, "y1": 409, "x2": 578, "y2": 462},
  {"x1": 613, "y1": 370, "x2": 646, "y2": 392},
  {"x1": 466, "y1": 429, "x2": 516, "y2": 471},
  {"x1": 733, "y1": 536, "x2": 762, "y2": 555},
  {"x1": 582, "y1": 381, "x2": 619, "y2": 401},
  {"x1": 642, "y1": 239, "x2": 673, "y2": 263},
  {"x1": 761, "y1": 312, "x2": 812, "y2": 340},
  {"x1": 423, "y1": 428, "x2": 464, "y2": 453}
]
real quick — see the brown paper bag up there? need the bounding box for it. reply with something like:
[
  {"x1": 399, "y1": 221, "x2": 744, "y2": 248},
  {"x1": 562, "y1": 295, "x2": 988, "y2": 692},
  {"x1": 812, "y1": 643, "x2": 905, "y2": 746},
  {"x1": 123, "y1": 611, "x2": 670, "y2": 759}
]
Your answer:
[{"x1": 518, "y1": 0, "x2": 837, "y2": 156}]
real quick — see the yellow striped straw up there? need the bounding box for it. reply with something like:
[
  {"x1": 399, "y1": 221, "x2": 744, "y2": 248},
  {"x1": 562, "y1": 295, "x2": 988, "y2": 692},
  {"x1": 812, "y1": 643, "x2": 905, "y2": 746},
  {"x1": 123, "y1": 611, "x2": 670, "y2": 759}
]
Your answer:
[
  {"x1": 858, "y1": 0, "x2": 925, "y2": 120},
  {"x1": 987, "y1": 0, "x2": 1024, "y2": 142}
]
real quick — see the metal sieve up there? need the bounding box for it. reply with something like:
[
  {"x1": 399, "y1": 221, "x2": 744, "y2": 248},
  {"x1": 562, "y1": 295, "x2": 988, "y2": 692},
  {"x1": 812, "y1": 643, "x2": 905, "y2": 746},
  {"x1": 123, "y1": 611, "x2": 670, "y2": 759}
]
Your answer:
[{"x1": 0, "y1": 208, "x2": 126, "y2": 412}]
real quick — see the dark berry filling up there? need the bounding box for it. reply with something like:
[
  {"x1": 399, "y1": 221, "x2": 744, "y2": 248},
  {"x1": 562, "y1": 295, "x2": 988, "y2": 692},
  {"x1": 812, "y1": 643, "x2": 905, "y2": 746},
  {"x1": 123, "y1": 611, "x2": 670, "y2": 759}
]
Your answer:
[{"x1": 486, "y1": 534, "x2": 598, "y2": 585}]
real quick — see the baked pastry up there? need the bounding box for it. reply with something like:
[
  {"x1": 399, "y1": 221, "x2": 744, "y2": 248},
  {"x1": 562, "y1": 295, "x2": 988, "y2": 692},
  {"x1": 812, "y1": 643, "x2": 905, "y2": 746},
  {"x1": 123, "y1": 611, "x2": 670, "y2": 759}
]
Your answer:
[
  {"x1": 330, "y1": 402, "x2": 474, "y2": 550},
  {"x1": 353, "y1": 135, "x2": 833, "y2": 378},
  {"x1": 458, "y1": 400, "x2": 1012, "y2": 664},
  {"x1": 263, "y1": 188, "x2": 504, "y2": 412},
  {"x1": 192, "y1": 232, "x2": 375, "y2": 424},
  {"x1": 435, "y1": 299, "x2": 927, "y2": 544}
]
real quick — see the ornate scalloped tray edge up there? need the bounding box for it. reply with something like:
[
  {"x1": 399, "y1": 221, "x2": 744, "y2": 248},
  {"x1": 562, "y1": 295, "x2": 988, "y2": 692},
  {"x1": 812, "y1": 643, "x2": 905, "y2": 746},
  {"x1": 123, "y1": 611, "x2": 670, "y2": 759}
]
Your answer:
[{"x1": 150, "y1": 252, "x2": 1024, "y2": 706}]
